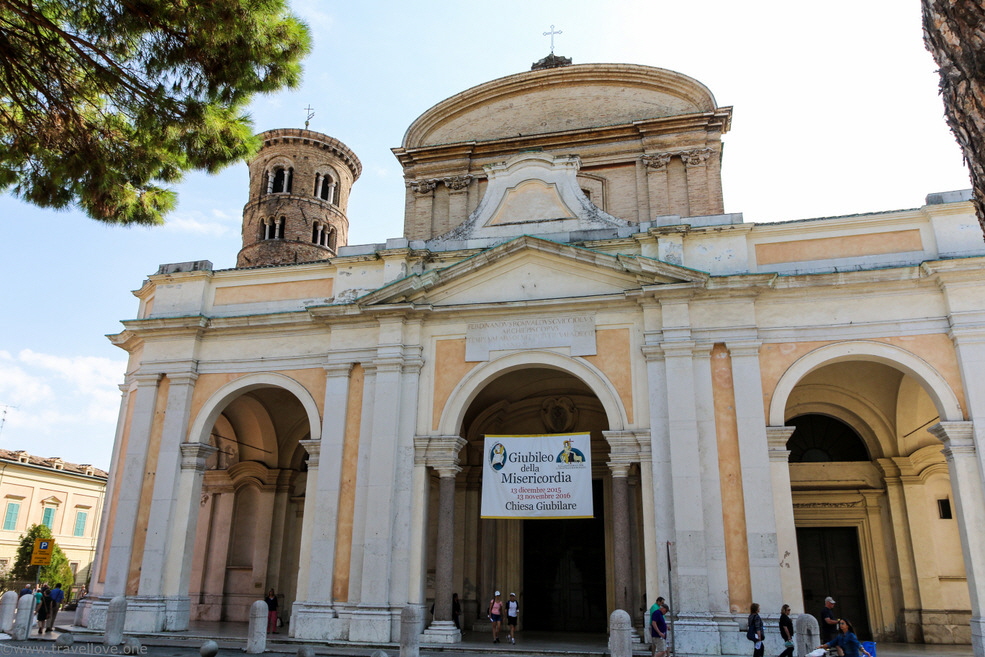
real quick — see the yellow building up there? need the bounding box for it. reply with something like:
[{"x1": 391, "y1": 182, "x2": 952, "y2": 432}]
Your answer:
[
  {"x1": 0, "y1": 449, "x2": 107, "y2": 587},
  {"x1": 82, "y1": 60, "x2": 985, "y2": 655}
]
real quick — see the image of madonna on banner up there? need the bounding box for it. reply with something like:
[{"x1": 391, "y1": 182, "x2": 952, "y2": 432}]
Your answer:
[{"x1": 480, "y1": 433, "x2": 593, "y2": 519}]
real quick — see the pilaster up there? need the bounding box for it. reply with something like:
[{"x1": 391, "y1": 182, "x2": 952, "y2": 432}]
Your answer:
[
  {"x1": 930, "y1": 421, "x2": 985, "y2": 656},
  {"x1": 766, "y1": 426, "x2": 803, "y2": 613}
]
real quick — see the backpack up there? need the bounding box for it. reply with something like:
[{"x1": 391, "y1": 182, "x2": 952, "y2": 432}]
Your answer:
[{"x1": 746, "y1": 614, "x2": 760, "y2": 641}]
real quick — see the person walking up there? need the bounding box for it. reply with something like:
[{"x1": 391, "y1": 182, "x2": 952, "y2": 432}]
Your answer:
[
  {"x1": 452, "y1": 592, "x2": 461, "y2": 630},
  {"x1": 264, "y1": 589, "x2": 278, "y2": 634},
  {"x1": 650, "y1": 600, "x2": 668, "y2": 657},
  {"x1": 748, "y1": 602, "x2": 764, "y2": 657},
  {"x1": 506, "y1": 592, "x2": 519, "y2": 644},
  {"x1": 46, "y1": 583, "x2": 64, "y2": 631},
  {"x1": 821, "y1": 596, "x2": 838, "y2": 644},
  {"x1": 818, "y1": 618, "x2": 871, "y2": 657},
  {"x1": 487, "y1": 591, "x2": 503, "y2": 643},
  {"x1": 778, "y1": 604, "x2": 794, "y2": 657},
  {"x1": 35, "y1": 586, "x2": 51, "y2": 635}
]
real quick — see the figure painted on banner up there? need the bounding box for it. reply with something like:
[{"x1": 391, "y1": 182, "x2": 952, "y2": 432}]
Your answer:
[
  {"x1": 778, "y1": 604, "x2": 794, "y2": 657},
  {"x1": 35, "y1": 586, "x2": 51, "y2": 635},
  {"x1": 46, "y1": 582, "x2": 64, "y2": 631},
  {"x1": 488, "y1": 590, "x2": 503, "y2": 643},
  {"x1": 506, "y1": 592, "x2": 519, "y2": 644},
  {"x1": 748, "y1": 602, "x2": 764, "y2": 657},
  {"x1": 649, "y1": 598, "x2": 668, "y2": 657},
  {"x1": 820, "y1": 596, "x2": 838, "y2": 644},
  {"x1": 557, "y1": 439, "x2": 585, "y2": 463},
  {"x1": 490, "y1": 444, "x2": 507, "y2": 470},
  {"x1": 265, "y1": 588, "x2": 279, "y2": 633},
  {"x1": 818, "y1": 618, "x2": 871, "y2": 657}
]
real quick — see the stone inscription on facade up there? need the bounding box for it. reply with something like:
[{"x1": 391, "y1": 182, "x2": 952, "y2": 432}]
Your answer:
[{"x1": 465, "y1": 315, "x2": 596, "y2": 361}]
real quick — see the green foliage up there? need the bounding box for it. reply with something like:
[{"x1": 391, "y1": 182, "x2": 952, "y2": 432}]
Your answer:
[
  {"x1": 10, "y1": 524, "x2": 75, "y2": 587},
  {"x1": 0, "y1": 0, "x2": 311, "y2": 225}
]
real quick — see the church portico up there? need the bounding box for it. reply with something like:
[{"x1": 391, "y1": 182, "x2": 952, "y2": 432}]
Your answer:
[{"x1": 91, "y1": 57, "x2": 985, "y2": 656}]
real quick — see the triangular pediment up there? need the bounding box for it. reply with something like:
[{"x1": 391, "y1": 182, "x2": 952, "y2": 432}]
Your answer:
[{"x1": 353, "y1": 236, "x2": 707, "y2": 308}]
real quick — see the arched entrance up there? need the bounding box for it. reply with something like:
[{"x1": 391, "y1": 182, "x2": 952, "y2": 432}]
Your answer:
[
  {"x1": 431, "y1": 364, "x2": 638, "y2": 633},
  {"x1": 774, "y1": 344, "x2": 969, "y2": 643},
  {"x1": 187, "y1": 381, "x2": 314, "y2": 623}
]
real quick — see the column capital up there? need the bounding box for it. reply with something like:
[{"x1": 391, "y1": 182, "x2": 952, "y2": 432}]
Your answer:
[
  {"x1": 607, "y1": 462, "x2": 631, "y2": 478},
  {"x1": 299, "y1": 439, "x2": 321, "y2": 468},
  {"x1": 415, "y1": 435, "x2": 467, "y2": 472},
  {"x1": 409, "y1": 179, "x2": 437, "y2": 195},
  {"x1": 603, "y1": 430, "x2": 640, "y2": 466},
  {"x1": 641, "y1": 343, "x2": 664, "y2": 361},
  {"x1": 442, "y1": 175, "x2": 472, "y2": 191},
  {"x1": 766, "y1": 426, "x2": 795, "y2": 463},
  {"x1": 132, "y1": 371, "x2": 163, "y2": 387},
  {"x1": 179, "y1": 442, "x2": 217, "y2": 471},
  {"x1": 324, "y1": 361, "x2": 354, "y2": 378},
  {"x1": 680, "y1": 148, "x2": 714, "y2": 167},
  {"x1": 725, "y1": 340, "x2": 763, "y2": 358},
  {"x1": 660, "y1": 340, "x2": 696, "y2": 358},
  {"x1": 642, "y1": 153, "x2": 673, "y2": 170},
  {"x1": 929, "y1": 421, "x2": 976, "y2": 460}
]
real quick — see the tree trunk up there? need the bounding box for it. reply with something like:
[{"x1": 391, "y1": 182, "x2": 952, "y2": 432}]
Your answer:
[{"x1": 922, "y1": 0, "x2": 985, "y2": 234}]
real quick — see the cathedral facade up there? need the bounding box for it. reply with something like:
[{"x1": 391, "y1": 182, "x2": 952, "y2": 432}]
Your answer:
[{"x1": 81, "y1": 62, "x2": 985, "y2": 656}]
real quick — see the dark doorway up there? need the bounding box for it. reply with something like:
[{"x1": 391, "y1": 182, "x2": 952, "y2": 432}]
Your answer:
[
  {"x1": 523, "y1": 479, "x2": 606, "y2": 632},
  {"x1": 797, "y1": 527, "x2": 871, "y2": 640}
]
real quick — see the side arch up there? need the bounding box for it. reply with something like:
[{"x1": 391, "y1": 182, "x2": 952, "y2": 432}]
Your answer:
[
  {"x1": 187, "y1": 372, "x2": 322, "y2": 445},
  {"x1": 768, "y1": 341, "x2": 964, "y2": 426},
  {"x1": 435, "y1": 350, "x2": 629, "y2": 435}
]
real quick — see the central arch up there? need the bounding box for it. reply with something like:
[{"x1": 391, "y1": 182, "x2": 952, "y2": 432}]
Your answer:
[{"x1": 427, "y1": 352, "x2": 639, "y2": 634}]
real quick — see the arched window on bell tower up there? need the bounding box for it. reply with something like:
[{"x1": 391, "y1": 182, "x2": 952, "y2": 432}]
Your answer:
[
  {"x1": 267, "y1": 165, "x2": 294, "y2": 194},
  {"x1": 314, "y1": 170, "x2": 339, "y2": 204}
]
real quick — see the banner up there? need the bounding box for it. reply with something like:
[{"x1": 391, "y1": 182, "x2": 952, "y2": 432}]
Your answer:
[{"x1": 480, "y1": 433, "x2": 593, "y2": 519}]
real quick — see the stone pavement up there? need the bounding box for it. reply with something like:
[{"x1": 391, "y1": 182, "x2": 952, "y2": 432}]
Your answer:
[{"x1": 17, "y1": 622, "x2": 970, "y2": 657}]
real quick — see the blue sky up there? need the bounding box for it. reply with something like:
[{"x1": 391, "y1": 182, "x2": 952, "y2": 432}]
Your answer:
[{"x1": 0, "y1": 1, "x2": 973, "y2": 469}]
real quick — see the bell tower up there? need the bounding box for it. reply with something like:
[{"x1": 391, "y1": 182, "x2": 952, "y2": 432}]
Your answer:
[{"x1": 237, "y1": 128, "x2": 361, "y2": 267}]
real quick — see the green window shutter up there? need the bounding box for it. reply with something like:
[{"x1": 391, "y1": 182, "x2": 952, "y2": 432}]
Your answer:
[
  {"x1": 2, "y1": 503, "x2": 19, "y2": 531},
  {"x1": 42, "y1": 507, "x2": 55, "y2": 529},
  {"x1": 73, "y1": 511, "x2": 87, "y2": 537}
]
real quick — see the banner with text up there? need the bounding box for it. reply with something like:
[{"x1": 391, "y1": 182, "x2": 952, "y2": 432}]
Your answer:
[{"x1": 480, "y1": 433, "x2": 593, "y2": 519}]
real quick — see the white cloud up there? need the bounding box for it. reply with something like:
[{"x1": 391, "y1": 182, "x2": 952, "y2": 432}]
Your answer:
[
  {"x1": 0, "y1": 351, "x2": 126, "y2": 468},
  {"x1": 164, "y1": 211, "x2": 234, "y2": 236}
]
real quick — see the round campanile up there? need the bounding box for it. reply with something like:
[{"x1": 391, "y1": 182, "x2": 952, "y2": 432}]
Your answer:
[{"x1": 237, "y1": 128, "x2": 361, "y2": 267}]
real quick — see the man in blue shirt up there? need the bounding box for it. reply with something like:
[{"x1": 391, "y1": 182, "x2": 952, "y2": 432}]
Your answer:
[
  {"x1": 650, "y1": 602, "x2": 668, "y2": 657},
  {"x1": 46, "y1": 583, "x2": 64, "y2": 632}
]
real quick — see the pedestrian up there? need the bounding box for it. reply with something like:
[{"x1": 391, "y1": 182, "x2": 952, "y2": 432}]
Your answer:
[
  {"x1": 47, "y1": 583, "x2": 64, "y2": 631},
  {"x1": 487, "y1": 590, "x2": 503, "y2": 643},
  {"x1": 778, "y1": 604, "x2": 794, "y2": 657},
  {"x1": 18, "y1": 584, "x2": 31, "y2": 598},
  {"x1": 506, "y1": 592, "x2": 519, "y2": 644},
  {"x1": 452, "y1": 592, "x2": 461, "y2": 630},
  {"x1": 820, "y1": 596, "x2": 838, "y2": 644},
  {"x1": 265, "y1": 588, "x2": 278, "y2": 634},
  {"x1": 649, "y1": 599, "x2": 668, "y2": 657},
  {"x1": 818, "y1": 618, "x2": 871, "y2": 657},
  {"x1": 748, "y1": 602, "x2": 764, "y2": 657},
  {"x1": 35, "y1": 586, "x2": 51, "y2": 635}
]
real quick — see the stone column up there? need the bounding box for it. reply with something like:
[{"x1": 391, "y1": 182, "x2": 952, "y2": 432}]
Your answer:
[
  {"x1": 641, "y1": 340, "x2": 674, "y2": 602},
  {"x1": 610, "y1": 463, "x2": 632, "y2": 614},
  {"x1": 293, "y1": 439, "x2": 321, "y2": 603},
  {"x1": 157, "y1": 442, "x2": 216, "y2": 628},
  {"x1": 766, "y1": 426, "x2": 803, "y2": 613},
  {"x1": 643, "y1": 154, "x2": 672, "y2": 218},
  {"x1": 423, "y1": 436, "x2": 466, "y2": 643},
  {"x1": 877, "y1": 458, "x2": 922, "y2": 640},
  {"x1": 604, "y1": 430, "x2": 639, "y2": 615},
  {"x1": 681, "y1": 149, "x2": 713, "y2": 217},
  {"x1": 104, "y1": 372, "x2": 162, "y2": 598},
  {"x1": 728, "y1": 342, "x2": 783, "y2": 611},
  {"x1": 410, "y1": 180, "x2": 436, "y2": 239},
  {"x1": 443, "y1": 176, "x2": 472, "y2": 229},
  {"x1": 292, "y1": 362, "x2": 351, "y2": 639},
  {"x1": 929, "y1": 421, "x2": 985, "y2": 656}
]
